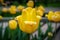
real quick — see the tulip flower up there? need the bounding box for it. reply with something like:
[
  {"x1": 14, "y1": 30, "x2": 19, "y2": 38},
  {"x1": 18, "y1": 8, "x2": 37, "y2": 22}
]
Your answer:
[
  {"x1": 27, "y1": 0, "x2": 34, "y2": 7},
  {"x1": 48, "y1": 32, "x2": 53, "y2": 37},
  {"x1": 37, "y1": 5, "x2": 45, "y2": 16},
  {"x1": 9, "y1": 5, "x2": 16, "y2": 14},
  {"x1": 9, "y1": 20, "x2": 17, "y2": 40},
  {"x1": 45, "y1": 11, "x2": 54, "y2": 21},
  {"x1": 37, "y1": 10, "x2": 44, "y2": 16},
  {"x1": 10, "y1": 5, "x2": 16, "y2": 9},
  {"x1": 25, "y1": 7, "x2": 32, "y2": 13},
  {"x1": 45, "y1": 11, "x2": 60, "y2": 22},
  {"x1": 2, "y1": 8, "x2": 8, "y2": 13},
  {"x1": 55, "y1": 11, "x2": 60, "y2": 21},
  {"x1": 38, "y1": 5, "x2": 45, "y2": 12},
  {"x1": 52, "y1": 11, "x2": 60, "y2": 22},
  {"x1": 16, "y1": 7, "x2": 41, "y2": 33},
  {"x1": 14, "y1": 15, "x2": 21, "y2": 21},
  {"x1": 0, "y1": 16, "x2": 3, "y2": 20},
  {"x1": 17, "y1": 5, "x2": 24, "y2": 11},
  {"x1": 9, "y1": 20, "x2": 17, "y2": 30},
  {"x1": 55, "y1": 11, "x2": 60, "y2": 15}
]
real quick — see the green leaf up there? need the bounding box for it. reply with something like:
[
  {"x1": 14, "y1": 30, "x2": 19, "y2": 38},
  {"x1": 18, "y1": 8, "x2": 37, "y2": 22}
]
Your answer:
[
  {"x1": 3, "y1": 27, "x2": 10, "y2": 40},
  {"x1": 38, "y1": 21, "x2": 44, "y2": 40},
  {"x1": 18, "y1": 27, "x2": 22, "y2": 40},
  {"x1": 0, "y1": 27, "x2": 2, "y2": 40},
  {"x1": 44, "y1": 22, "x2": 53, "y2": 39}
]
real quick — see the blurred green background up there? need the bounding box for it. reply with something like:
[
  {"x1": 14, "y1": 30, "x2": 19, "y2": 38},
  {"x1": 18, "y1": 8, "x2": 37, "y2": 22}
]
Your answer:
[{"x1": 0, "y1": 0, "x2": 60, "y2": 7}]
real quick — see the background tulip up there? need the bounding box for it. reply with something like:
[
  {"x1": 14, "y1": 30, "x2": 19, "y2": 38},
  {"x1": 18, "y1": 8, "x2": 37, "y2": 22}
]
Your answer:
[
  {"x1": 2, "y1": 8, "x2": 8, "y2": 13},
  {"x1": 0, "y1": 16, "x2": 3, "y2": 20},
  {"x1": 17, "y1": 5, "x2": 24, "y2": 11},
  {"x1": 27, "y1": 0, "x2": 34, "y2": 7},
  {"x1": 9, "y1": 5, "x2": 16, "y2": 14},
  {"x1": 9, "y1": 20, "x2": 17, "y2": 30}
]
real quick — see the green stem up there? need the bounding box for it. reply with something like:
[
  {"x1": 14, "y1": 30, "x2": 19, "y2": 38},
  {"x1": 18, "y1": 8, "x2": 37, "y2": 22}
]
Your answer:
[
  {"x1": 11, "y1": 30, "x2": 15, "y2": 40},
  {"x1": 55, "y1": 22, "x2": 57, "y2": 36},
  {"x1": 38, "y1": 21, "x2": 43, "y2": 40},
  {"x1": 27, "y1": 34, "x2": 30, "y2": 40}
]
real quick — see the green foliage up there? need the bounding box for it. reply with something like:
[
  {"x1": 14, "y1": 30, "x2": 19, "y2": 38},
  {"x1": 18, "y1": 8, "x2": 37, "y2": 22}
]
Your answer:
[
  {"x1": 1, "y1": 12, "x2": 21, "y2": 17},
  {"x1": 12, "y1": 1, "x2": 19, "y2": 6},
  {"x1": 0, "y1": 27, "x2": 2, "y2": 40},
  {"x1": 0, "y1": 21, "x2": 54, "y2": 40}
]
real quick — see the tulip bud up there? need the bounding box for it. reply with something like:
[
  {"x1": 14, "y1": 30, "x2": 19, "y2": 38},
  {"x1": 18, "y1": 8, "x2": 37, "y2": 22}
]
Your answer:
[
  {"x1": 2, "y1": 8, "x2": 8, "y2": 13},
  {"x1": 46, "y1": 11, "x2": 54, "y2": 21},
  {"x1": 48, "y1": 32, "x2": 53, "y2": 37},
  {"x1": 9, "y1": 20, "x2": 17, "y2": 30},
  {"x1": 38, "y1": 5, "x2": 45, "y2": 12},
  {"x1": 45, "y1": 14, "x2": 48, "y2": 17},
  {"x1": 27, "y1": 0, "x2": 34, "y2": 7},
  {"x1": 10, "y1": 5, "x2": 16, "y2": 9},
  {"x1": 9, "y1": 5, "x2": 16, "y2": 14},
  {"x1": 37, "y1": 10, "x2": 44, "y2": 16},
  {"x1": 0, "y1": 16, "x2": 3, "y2": 20},
  {"x1": 17, "y1": 5, "x2": 24, "y2": 11}
]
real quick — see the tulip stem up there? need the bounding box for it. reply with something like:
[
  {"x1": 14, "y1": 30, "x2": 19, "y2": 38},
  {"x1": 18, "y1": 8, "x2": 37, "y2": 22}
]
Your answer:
[
  {"x1": 55, "y1": 22, "x2": 57, "y2": 36},
  {"x1": 11, "y1": 30, "x2": 15, "y2": 40},
  {"x1": 27, "y1": 34, "x2": 30, "y2": 40},
  {"x1": 12, "y1": 14, "x2": 15, "y2": 19}
]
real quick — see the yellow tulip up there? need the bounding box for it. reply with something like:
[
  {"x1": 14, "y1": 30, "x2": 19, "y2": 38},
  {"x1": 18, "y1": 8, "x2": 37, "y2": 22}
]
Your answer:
[
  {"x1": 48, "y1": 32, "x2": 53, "y2": 37},
  {"x1": 55, "y1": 11, "x2": 60, "y2": 17},
  {"x1": 45, "y1": 11, "x2": 54, "y2": 21},
  {"x1": 10, "y1": 5, "x2": 16, "y2": 9},
  {"x1": 52, "y1": 11, "x2": 60, "y2": 22},
  {"x1": 9, "y1": 8, "x2": 16, "y2": 14},
  {"x1": 9, "y1": 20, "x2": 17, "y2": 30},
  {"x1": 2, "y1": 8, "x2": 8, "y2": 13},
  {"x1": 46, "y1": 11, "x2": 60, "y2": 22},
  {"x1": 38, "y1": 5, "x2": 45, "y2": 12},
  {"x1": 15, "y1": 15, "x2": 22, "y2": 21},
  {"x1": 37, "y1": 10, "x2": 44, "y2": 16},
  {"x1": 17, "y1": 8, "x2": 41, "y2": 33},
  {"x1": 17, "y1": 5, "x2": 24, "y2": 11},
  {"x1": 25, "y1": 7, "x2": 32, "y2": 13},
  {"x1": 9, "y1": 5, "x2": 16, "y2": 14},
  {"x1": 55, "y1": 11, "x2": 60, "y2": 14},
  {"x1": 0, "y1": 16, "x2": 3, "y2": 19},
  {"x1": 27, "y1": 0, "x2": 34, "y2": 7},
  {"x1": 37, "y1": 5, "x2": 45, "y2": 16},
  {"x1": 19, "y1": 18, "x2": 41, "y2": 33}
]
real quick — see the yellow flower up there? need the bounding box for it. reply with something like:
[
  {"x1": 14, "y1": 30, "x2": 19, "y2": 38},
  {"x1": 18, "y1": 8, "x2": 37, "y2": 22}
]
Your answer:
[
  {"x1": 52, "y1": 11, "x2": 60, "y2": 22},
  {"x1": 15, "y1": 15, "x2": 21, "y2": 21},
  {"x1": 9, "y1": 5, "x2": 16, "y2": 14},
  {"x1": 25, "y1": 7, "x2": 32, "y2": 13},
  {"x1": 38, "y1": 5, "x2": 45, "y2": 12},
  {"x1": 37, "y1": 10, "x2": 44, "y2": 16},
  {"x1": 10, "y1": 5, "x2": 16, "y2": 9},
  {"x1": 9, "y1": 20, "x2": 17, "y2": 30},
  {"x1": 37, "y1": 5, "x2": 45, "y2": 16},
  {"x1": 48, "y1": 32, "x2": 53, "y2": 37},
  {"x1": 2, "y1": 8, "x2": 8, "y2": 13},
  {"x1": 27, "y1": 0, "x2": 34, "y2": 7},
  {"x1": 46, "y1": 11, "x2": 60, "y2": 22},
  {"x1": 17, "y1": 8, "x2": 41, "y2": 33},
  {"x1": 0, "y1": 16, "x2": 3, "y2": 19},
  {"x1": 55, "y1": 11, "x2": 60, "y2": 15},
  {"x1": 45, "y1": 11, "x2": 54, "y2": 21},
  {"x1": 17, "y1": 5, "x2": 24, "y2": 11}
]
